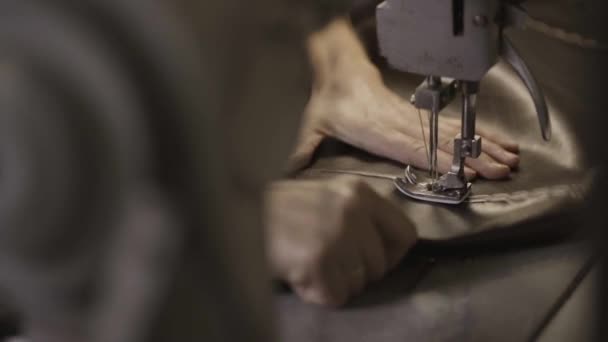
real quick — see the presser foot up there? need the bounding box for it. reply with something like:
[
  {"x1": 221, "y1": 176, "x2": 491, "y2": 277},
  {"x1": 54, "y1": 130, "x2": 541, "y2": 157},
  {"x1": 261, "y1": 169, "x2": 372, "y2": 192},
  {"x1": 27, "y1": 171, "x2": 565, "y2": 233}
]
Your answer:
[{"x1": 394, "y1": 166, "x2": 471, "y2": 205}]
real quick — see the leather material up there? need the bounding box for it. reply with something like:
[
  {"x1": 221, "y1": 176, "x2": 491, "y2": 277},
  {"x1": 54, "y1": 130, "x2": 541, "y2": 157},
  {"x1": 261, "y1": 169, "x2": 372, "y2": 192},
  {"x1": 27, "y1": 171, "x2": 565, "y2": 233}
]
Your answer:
[{"x1": 295, "y1": 27, "x2": 600, "y2": 243}]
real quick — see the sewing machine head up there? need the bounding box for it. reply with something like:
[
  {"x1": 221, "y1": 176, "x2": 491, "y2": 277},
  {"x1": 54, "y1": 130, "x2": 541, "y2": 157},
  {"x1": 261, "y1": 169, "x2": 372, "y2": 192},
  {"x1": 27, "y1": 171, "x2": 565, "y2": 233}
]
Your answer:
[{"x1": 376, "y1": 0, "x2": 552, "y2": 204}]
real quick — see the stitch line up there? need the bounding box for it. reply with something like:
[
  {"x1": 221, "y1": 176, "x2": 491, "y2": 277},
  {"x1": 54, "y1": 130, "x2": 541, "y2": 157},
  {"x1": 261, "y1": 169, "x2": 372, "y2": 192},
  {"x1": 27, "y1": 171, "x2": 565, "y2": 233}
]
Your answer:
[{"x1": 313, "y1": 168, "x2": 589, "y2": 204}]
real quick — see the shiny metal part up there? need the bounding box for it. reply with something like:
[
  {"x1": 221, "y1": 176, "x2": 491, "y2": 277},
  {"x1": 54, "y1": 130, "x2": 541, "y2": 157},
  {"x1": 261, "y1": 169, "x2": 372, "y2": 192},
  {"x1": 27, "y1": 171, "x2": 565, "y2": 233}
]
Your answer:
[
  {"x1": 411, "y1": 77, "x2": 458, "y2": 181},
  {"x1": 404, "y1": 79, "x2": 480, "y2": 204},
  {"x1": 394, "y1": 166, "x2": 471, "y2": 205},
  {"x1": 434, "y1": 81, "x2": 482, "y2": 192},
  {"x1": 411, "y1": 77, "x2": 458, "y2": 113},
  {"x1": 429, "y1": 105, "x2": 439, "y2": 181},
  {"x1": 501, "y1": 36, "x2": 552, "y2": 141},
  {"x1": 427, "y1": 76, "x2": 441, "y2": 182}
]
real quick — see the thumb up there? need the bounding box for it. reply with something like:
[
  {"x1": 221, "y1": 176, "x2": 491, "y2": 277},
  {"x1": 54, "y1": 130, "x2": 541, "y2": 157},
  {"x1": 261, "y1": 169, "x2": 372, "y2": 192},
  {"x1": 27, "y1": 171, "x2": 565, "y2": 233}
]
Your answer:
[{"x1": 284, "y1": 130, "x2": 325, "y2": 175}]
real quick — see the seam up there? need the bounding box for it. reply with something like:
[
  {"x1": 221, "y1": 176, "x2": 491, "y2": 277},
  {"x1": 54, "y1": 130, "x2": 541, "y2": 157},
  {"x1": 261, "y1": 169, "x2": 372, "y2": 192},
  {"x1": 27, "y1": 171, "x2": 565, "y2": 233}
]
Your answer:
[{"x1": 311, "y1": 168, "x2": 591, "y2": 204}]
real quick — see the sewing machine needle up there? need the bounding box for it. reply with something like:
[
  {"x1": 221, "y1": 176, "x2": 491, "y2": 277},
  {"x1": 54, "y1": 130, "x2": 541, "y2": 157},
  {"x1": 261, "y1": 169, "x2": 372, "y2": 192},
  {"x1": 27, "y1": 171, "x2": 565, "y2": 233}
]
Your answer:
[
  {"x1": 429, "y1": 108, "x2": 439, "y2": 185},
  {"x1": 417, "y1": 108, "x2": 432, "y2": 175}
]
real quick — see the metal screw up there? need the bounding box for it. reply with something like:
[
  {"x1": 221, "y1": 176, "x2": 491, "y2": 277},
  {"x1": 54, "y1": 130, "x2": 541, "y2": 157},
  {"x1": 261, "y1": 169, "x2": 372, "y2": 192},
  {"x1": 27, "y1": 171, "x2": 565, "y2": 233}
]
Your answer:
[{"x1": 473, "y1": 15, "x2": 488, "y2": 27}]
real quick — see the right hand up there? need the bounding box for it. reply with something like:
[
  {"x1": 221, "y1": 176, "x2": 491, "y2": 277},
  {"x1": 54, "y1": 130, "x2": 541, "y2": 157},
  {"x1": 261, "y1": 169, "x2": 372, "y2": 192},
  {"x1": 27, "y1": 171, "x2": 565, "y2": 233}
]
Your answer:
[{"x1": 265, "y1": 177, "x2": 418, "y2": 307}]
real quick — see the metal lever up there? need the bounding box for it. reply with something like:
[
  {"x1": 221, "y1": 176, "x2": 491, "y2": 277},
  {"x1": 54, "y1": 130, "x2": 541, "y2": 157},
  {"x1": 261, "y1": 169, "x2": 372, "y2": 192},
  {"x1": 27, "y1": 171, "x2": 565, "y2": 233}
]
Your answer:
[
  {"x1": 500, "y1": 4, "x2": 552, "y2": 141},
  {"x1": 501, "y1": 36, "x2": 552, "y2": 141}
]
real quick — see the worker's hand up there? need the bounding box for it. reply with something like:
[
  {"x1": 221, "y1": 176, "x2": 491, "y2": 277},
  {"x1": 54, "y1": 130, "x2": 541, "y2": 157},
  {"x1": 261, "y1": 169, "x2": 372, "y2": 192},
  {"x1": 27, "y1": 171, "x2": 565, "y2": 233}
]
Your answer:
[
  {"x1": 265, "y1": 177, "x2": 418, "y2": 307},
  {"x1": 287, "y1": 18, "x2": 519, "y2": 180}
]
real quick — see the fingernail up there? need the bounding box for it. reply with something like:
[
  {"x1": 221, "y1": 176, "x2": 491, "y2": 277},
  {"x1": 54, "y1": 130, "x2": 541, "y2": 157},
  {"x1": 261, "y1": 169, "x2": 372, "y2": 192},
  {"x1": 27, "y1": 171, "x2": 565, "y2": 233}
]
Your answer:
[
  {"x1": 464, "y1": 168, "x2": 477, "y2": 180},
  {"x1": 490, "y1": 163, "x2": 510, "y2": 179}
]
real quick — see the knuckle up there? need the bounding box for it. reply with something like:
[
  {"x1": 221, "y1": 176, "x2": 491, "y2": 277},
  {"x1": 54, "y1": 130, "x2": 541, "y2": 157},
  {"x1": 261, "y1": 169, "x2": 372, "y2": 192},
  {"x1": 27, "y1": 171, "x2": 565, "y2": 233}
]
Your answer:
[
  {"x1": 287, "y1": 269, "x2": 310, "y2": 286},
  {"x1": 287, "y1": 250, "x2": 327, "y2": 285},
  {"x1": 288, "y1": 269, "x2": 315, "y2": 288},
  {"x1": 301, "y1": 245, "x2": 326, "y2": 268},
  {"x1": 305, "y1": 287, "x2": 344, "y2": 307}
]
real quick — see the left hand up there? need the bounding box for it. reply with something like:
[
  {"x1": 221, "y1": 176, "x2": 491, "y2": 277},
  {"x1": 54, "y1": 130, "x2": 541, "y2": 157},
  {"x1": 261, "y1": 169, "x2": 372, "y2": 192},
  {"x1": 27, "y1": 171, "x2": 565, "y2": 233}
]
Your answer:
[{"x1": 287, "y1": 18, "x2": 520, "y2": 180}]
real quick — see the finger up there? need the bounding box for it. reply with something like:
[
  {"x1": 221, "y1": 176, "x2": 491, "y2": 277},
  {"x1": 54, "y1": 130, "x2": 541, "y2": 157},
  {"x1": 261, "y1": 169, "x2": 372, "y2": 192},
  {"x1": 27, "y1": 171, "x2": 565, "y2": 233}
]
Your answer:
[
  {"x1": 480, "y1": 138, "x2": 520, "y2": 168},
  {"x1": 294, "y1": 263, "x2": 349, "y2": 307},
  {"x1": 436, "y1": 137, "x2": 511, "y2": 179},
  {"x1": 465, "y1": 152, "x2": 511, "y2": 179},
  {"x1": 434, "y1": 146, "x2": 477, "y2": 180},
  {"x1": 285, "y1": 131, "x2": 325, "y2": 174},
  {"x1": 359, "y1": 185, "x2": 418, "y2": 269},
  {"x1": 362, "y1": 129, "x2": 477, "y2": 180},
  {"x1": 395, "y1": 124, "x2": 479, "y2": 180},
  {"x1": 440, "y1": 123, "x2": 519, "y2": 167},
  {"x1": 442, "y1": 119, "x2": 520, "y2": 153},
  {"x1": 475, "y1": 125, "x2": 520, "y2": 153}
]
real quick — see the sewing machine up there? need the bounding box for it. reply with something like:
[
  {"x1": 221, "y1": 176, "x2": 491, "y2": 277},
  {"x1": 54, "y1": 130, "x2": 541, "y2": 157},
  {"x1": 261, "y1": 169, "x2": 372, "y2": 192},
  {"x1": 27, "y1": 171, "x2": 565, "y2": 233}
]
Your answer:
[{"x1": 376, "y1": 0, "x2": 552, "y2": 204}]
